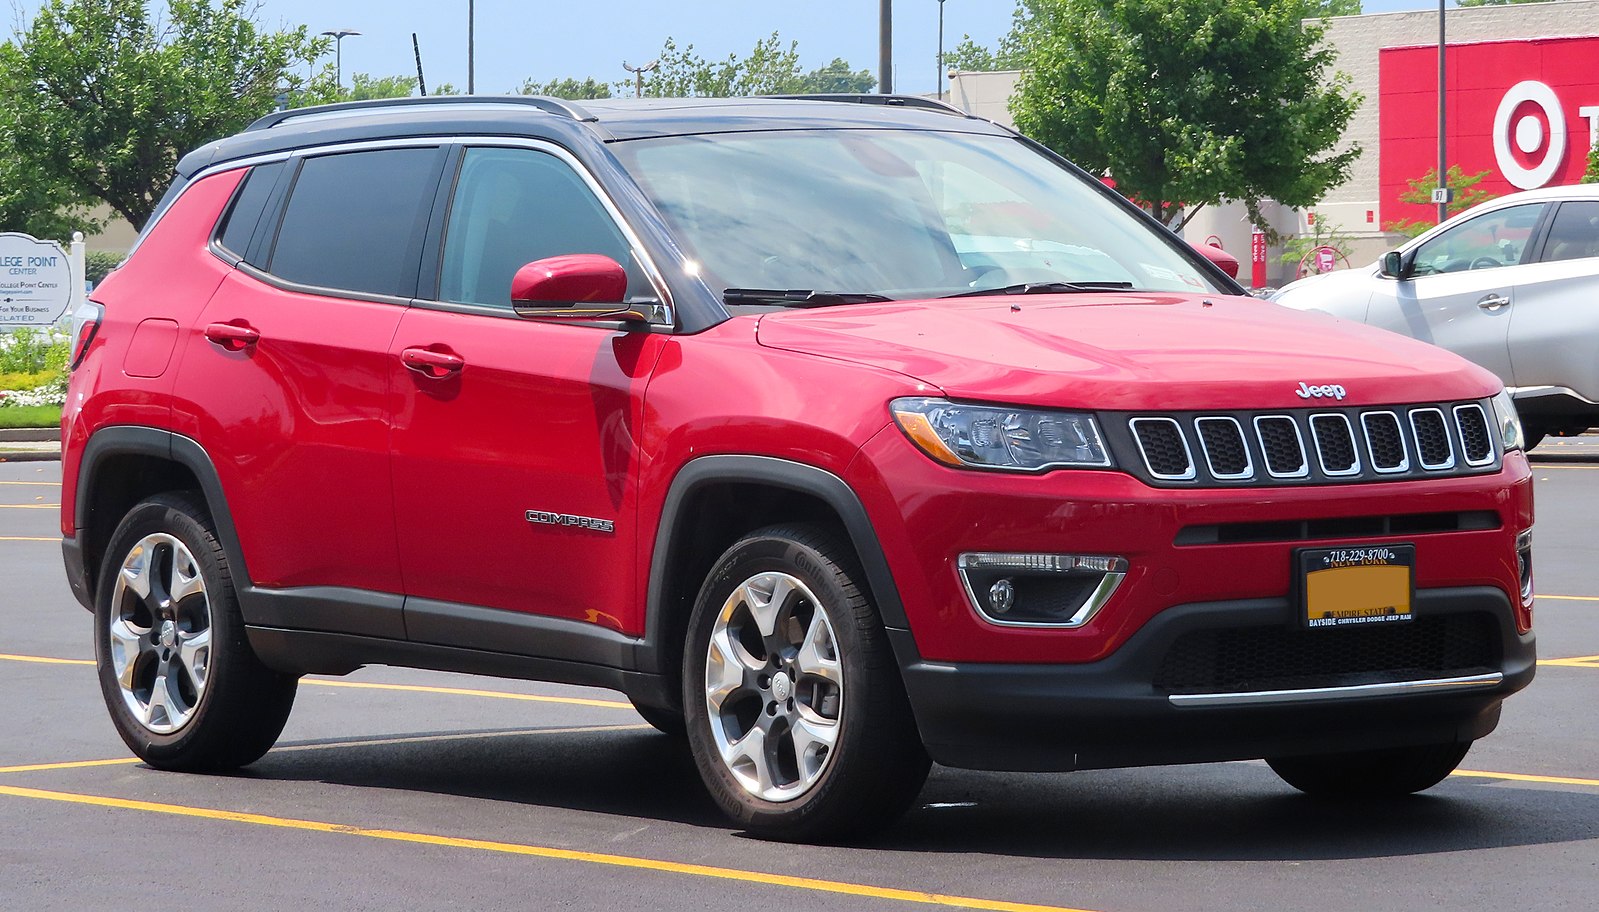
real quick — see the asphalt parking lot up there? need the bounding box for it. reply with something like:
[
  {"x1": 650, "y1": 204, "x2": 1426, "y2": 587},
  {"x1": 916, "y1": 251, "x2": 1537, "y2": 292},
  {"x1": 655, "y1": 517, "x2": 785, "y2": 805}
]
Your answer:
[{"x1": 2, "y1": 445, "x2": 1596, "y2": 912}]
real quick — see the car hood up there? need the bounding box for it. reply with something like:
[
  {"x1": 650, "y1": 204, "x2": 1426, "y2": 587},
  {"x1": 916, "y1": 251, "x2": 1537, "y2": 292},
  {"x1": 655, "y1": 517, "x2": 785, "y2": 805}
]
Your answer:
[{"x1": 754, "y1": 292, "x2": 1500, "y2": 411}]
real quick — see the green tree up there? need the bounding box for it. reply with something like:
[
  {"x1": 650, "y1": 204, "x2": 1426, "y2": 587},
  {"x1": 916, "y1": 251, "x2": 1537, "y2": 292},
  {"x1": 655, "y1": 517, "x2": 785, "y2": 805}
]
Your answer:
[
  {"x1": 1314, "y1": 0, "x2": 1361, "y2": 13},
  {"x1": 1007, "y1": 0, "x2": 1361, "y2": 229},
  {"x1": 943, "y1": 32, "x2": 1026, "y2": 72},
  {"x1": 0, "y1": 0, "x2": 324, "y2": 231},
  {"x1": 294, "y1": 69, "x2": 418, "y2": 106},
  {"x1": 0, "y1": 108, "x2": 101, "y2": 240},
  {"x1": 1278, "y1": 216, "x2": 1355, "y2": 267},
  {"x1": 640, "y1": 33, "x2": 872, "y2": 97},
  {"x1": 1584, "y1": 144, "x2": 1599, "y2": 183},
  {"x1": 1382, "y1": 165, "x2": 1497, "y2": 238},
  {"x1": 519, "y1": 76, "x2": 613, "y2": 99},
  {"x1": 1457, "y1": 0, "x2": 1561, "y2": 6}
]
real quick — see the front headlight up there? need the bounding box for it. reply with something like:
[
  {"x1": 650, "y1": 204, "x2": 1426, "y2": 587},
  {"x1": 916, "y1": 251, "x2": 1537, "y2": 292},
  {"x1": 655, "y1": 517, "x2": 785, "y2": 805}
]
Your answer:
[
  {"x1": 1490, "y1": 389, "x2": 1524, "y2": 452},
  {"x1": 890, "y1": 397, "x2": 1113, "y2": 471}
]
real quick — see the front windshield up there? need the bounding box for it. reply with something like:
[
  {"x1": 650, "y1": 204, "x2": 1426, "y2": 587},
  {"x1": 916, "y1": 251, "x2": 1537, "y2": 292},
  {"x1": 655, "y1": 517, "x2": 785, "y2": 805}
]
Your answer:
[{"x1": 609, "y1": 128, "x2": 1222, "y2": 299}]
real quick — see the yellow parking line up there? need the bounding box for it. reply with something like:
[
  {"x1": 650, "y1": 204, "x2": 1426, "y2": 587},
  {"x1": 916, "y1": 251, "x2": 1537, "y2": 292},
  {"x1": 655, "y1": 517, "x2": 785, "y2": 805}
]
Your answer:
[
  {"x1": 304, "y1": 678, "x2": 633, "y2": 709},
  {"x1": 0, "y1": 480, "x2": 61, "y2": 486},
  {"x1": 1453, "y1": 769, "x2": 1599, "y2": 788},
  {"x1": 0, "y1": 758, "x2": 140, "y2": 774},
  {"x1": 0, "y1": 536, "x2": 58, "y2": 542},
  {"x1": 0, "y1": 784, "x2": 1095, "y2": 912},
  {"x1": 0, "y1": 653, "x2": 91, "y2": 666},
  {"x1": 1540, "y1": 595, "x2": 1599, "y2": 602},
  {"x1": 0, "y1": 503, "x2": 58, "y2": 509},
  {"x1": 1539, "y1": 655, "x2": 1599, "y2": 668}
]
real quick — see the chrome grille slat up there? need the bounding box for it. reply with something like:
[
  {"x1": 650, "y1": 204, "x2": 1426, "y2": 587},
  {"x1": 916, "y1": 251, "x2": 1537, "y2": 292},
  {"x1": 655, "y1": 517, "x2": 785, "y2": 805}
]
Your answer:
[
  {"x1": 1130, "y1": 417, "x2": 1195, "y2": 480},
  {"x1": 1454, "y1": 404, "x2": 1494, "y2": 466},
  {"x1": 1194, "y1": 417, "x2": 1253, "y2": 479},
  {"x1": 1254, "y1": 415, "x2": 1308, "y2": 478},
  {"x1": 1122, "y1": 400, "x2": 1497, "y2": 487}
]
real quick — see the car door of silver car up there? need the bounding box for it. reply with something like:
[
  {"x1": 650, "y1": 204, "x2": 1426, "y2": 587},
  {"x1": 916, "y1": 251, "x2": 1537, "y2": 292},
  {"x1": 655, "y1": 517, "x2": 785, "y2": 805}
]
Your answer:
[
  {"x1": 1504, "y1": 199, "x2": 1599, "y2": 403},
  {"x1": 1366, "y1": 203, "x2": 1548, "y2": 386}
]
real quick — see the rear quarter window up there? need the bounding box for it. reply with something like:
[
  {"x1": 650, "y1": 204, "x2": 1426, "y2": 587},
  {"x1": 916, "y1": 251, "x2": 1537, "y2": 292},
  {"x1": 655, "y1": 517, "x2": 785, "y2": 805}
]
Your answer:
[
  {"x1": 214, "y1": 161, "x2": 285, "y2": 263},
  {"x1": 267, "y1": 147, "x2": 442, "y2": 298}
]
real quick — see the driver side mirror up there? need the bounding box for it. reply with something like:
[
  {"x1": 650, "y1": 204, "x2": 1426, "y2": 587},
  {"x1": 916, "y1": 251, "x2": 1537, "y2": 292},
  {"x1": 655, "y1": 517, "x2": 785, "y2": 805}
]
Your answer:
[
  {"x1": 1380, "y1": 250, "x2": 1407, "y2": 280},
  {"x1": 510, "y1": 254, "x2": 648, "y2": 322}
]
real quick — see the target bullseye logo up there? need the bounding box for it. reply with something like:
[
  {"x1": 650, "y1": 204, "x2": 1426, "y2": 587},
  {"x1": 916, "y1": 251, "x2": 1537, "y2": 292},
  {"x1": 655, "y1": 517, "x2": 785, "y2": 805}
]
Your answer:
[{"x1": 1493, "y1": 80, "x2": 1567, "y2": 190}]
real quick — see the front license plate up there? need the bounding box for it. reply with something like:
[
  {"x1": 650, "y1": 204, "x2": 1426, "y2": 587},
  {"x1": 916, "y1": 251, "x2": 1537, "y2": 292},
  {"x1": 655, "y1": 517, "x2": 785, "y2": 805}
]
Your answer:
[{"x1": 1297, "y1": 544, "x2": 1415, "y2": 629}]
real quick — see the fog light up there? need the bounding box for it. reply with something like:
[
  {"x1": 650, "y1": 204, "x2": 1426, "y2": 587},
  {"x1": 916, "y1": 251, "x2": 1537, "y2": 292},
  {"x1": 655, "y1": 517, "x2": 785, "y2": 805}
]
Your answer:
[
  {"x1": 958, "y1": 552, "x2": 1128, "y2": 628},
  {"x1": 988, "y1": 578, "x2": 1016, "y2": 615}
]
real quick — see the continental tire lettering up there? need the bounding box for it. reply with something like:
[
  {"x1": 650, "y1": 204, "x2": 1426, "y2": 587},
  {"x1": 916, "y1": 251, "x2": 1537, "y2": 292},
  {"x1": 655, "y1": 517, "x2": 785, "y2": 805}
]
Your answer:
[{"x1": 525, "y1": 510, "x2": 615, "y2": 534}]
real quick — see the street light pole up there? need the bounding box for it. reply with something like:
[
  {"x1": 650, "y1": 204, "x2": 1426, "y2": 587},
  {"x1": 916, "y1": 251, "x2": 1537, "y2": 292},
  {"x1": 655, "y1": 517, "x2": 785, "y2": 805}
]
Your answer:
[
  {"x1": 320, "y1": 29, "x2": 361, "y2": 93},
  {"x1": 937, "y1": 0, "x2": 946, "y2": 102},
  {"x1": 468, "y1": 0, "x2": 475, "y2": 94},
  {"x1": 1436, "y1": 0, "x2": 1449, "y2": 225},
  {"x1": 622, "y1": 59, "x2": 659, "y2": 98},
  {"x1": 879, "y1": 0, "x2": 892, "y2": 94}
]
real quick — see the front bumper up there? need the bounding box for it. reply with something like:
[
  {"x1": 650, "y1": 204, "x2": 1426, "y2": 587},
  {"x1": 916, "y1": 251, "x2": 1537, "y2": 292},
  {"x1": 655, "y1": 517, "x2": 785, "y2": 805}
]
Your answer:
[{"x1": 895, "y1": 586, "x2": 1534, "y2": 772}]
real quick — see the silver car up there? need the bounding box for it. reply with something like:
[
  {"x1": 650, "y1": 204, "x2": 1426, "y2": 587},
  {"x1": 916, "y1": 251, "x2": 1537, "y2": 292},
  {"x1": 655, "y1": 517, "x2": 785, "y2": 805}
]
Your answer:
[{"x1": 1274, "y1": 184, "x2": 1599, "y2": 447}]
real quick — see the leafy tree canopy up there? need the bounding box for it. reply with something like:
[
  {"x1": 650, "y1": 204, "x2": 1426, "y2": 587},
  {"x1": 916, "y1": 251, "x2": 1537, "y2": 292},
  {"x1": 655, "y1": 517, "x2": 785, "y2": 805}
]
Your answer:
[
  {"x1": 520, "y1": 76, "x2": 613, "y2": 99},
  {"x1": 943, "y1": 33, "x2": 1026, "y2": 72},
  {"x1": 1008, "y1": 0, "x2": 1361, "y2": 228},
  {"x1": 1383, "y1": 165, "x2": 1497, "y2": 238},
  {"x1": 640, "y1": 33, "x2": 873, "y2": 97},
  {"x1": 0, "y1": 105, "x2": 102, "y2": 240},
  {"x1": 0, "y1": 0, "x2": 325, "y2": 230}
]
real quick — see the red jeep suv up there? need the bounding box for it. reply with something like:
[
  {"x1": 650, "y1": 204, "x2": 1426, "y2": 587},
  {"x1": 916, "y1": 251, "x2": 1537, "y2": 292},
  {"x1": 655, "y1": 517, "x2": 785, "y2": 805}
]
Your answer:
[{"x1": 61, "y1": 95, "x2": 1535, "y2": 841}]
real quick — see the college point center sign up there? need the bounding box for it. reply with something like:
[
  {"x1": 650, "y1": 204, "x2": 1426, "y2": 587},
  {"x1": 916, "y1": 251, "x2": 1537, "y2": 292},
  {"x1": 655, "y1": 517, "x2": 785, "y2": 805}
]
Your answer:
[
  {"x1": 1380, "y1": 36, "x2": 1599, "y2": 225},
  {"x1": 0, "y1": 232, "x2": 73, "y2": 328}
]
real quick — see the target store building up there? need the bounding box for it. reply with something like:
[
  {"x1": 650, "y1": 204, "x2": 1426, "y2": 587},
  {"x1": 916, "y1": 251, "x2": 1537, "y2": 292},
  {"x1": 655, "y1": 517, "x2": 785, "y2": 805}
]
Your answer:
[{"x1": 948, "y1": 0, "x2": 1599, "y2": 285}]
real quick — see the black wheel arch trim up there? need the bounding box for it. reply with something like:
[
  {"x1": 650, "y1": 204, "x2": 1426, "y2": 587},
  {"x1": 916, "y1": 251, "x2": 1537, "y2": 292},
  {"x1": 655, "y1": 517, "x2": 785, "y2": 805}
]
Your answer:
[
  {"x1": 73, "y1": 426, "x2": 256, "y2": 610},
  {"x1": 639, "y1": 454, "x2": 910, "y2": 678}
]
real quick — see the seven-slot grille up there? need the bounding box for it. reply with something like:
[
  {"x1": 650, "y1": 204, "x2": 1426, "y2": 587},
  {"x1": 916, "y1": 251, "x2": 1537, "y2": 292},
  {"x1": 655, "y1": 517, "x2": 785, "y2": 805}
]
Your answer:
[{"x1": 1121, "y1": 402, "x2": 1498, "y2": 487}]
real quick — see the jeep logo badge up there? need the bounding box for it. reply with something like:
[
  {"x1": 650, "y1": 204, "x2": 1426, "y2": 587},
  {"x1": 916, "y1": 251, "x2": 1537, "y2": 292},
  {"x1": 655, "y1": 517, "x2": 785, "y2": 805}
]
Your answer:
[{"x1": 1296, "y1": 381, "x2": 1347, "y2": 401}]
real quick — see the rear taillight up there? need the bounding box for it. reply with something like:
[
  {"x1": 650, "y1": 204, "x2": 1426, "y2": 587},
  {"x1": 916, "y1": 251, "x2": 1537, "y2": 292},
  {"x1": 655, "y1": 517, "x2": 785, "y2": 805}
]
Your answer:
[{"x1": 69, "y1": 301, "x2": 103, "y2": 371}]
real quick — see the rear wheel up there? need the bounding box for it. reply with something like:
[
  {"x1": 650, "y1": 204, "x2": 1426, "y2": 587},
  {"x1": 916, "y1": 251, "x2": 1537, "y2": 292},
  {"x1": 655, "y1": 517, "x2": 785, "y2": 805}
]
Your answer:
[
  {"x1": 94, "y1": 492, "x2": 297, "y2": 771},
  {"x1": 682, "y1": 524, "x2": 929, "y2": 841},
  {"x1": 1267, "y1": 741, "x2": 1471, "y2": 797}
]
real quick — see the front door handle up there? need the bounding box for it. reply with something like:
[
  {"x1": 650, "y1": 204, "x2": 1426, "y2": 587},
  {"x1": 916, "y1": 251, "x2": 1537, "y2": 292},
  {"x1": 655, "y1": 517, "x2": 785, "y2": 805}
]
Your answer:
[
  {"x1": 1477, "y1": 294, "x2": 1511, "y2": 312},
  {"x1": 401, "y1": 346, "x2": 465, "y2": 379},
  {"x1": 204, "y1": 321, "x2": 260, "y2": 352}
]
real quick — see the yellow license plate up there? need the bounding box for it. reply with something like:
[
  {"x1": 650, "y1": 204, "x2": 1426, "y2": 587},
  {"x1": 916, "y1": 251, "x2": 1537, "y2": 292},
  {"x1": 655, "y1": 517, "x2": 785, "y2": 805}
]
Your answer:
[{"x1": 1298, "y1": 544, "x2": 1415, "y2": 629}]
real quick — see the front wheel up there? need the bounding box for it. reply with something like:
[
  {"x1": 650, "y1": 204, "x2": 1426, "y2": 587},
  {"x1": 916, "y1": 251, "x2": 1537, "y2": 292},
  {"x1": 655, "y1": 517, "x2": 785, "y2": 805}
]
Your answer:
[
  {"x1": 1267, "y1": 741, "x2": 1471, "y2": 798},
  {"x1": 682, "y1": 524, "x2": 929, "y2": 841},
  {"x1": 94, "y1": 492, "x2": 297, "y2": 771}
]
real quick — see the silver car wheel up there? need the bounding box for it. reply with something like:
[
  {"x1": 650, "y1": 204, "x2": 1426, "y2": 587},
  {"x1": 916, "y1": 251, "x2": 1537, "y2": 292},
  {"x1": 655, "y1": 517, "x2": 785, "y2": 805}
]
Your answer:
[
  {"x1": 704, "y1": 570, "x2": 844, "y2": 802},
  {"x1": 106, "y1": 532, "x2": 212, "y2": 735}
]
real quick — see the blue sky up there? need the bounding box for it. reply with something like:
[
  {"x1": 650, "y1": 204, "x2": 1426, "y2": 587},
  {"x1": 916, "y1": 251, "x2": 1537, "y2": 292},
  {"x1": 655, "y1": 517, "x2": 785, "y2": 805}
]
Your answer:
[{"x1": 9, "y1": 0, "x2": 1447, "y2": 98}]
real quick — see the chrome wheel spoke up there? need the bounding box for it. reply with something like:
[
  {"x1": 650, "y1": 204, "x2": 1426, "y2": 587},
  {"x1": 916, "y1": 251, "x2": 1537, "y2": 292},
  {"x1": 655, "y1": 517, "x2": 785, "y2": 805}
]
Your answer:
[
  {"x1": 721, "y1": 726, "x2": 774, "y2": 795},
  {"x1": 119, "y1": 543, "x2": 156, "y2": 601},
  {"x1": 145, "y1": 666, "x2": 175, "y2": 729},
  {"x1": 177, "y1": 628, "x2": 211, "y2": 696},
  {"x1": 741, "y1": 573, "x2": 796, "y2": 639},
  {"x1": 706, "y1": 628, "x2": 758, "y2": 709},
  {"x1": 167, "y1": 551, "x2": 205, "y2": 604},
  {"x1": 107, "y1": 616, "x2": 154, "y2": 692},
  {"x1": 796, "y1": 610, "x2": 842, "y2": 687},
  {"x1": 790, "y1": 713, "x2": 839, "y2": 779}
]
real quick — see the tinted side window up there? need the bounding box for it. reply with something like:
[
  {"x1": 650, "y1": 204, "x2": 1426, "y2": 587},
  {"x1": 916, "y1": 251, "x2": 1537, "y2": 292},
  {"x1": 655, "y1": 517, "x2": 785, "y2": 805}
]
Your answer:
[
  {"x1": 1412, "y1": 204, "x2": 1543, "y2": 275},
  {"x1": 216, "y1": 161, "x2": 284, "y2": 262},
  {"x1": 269, "y1": 148, "x2": 440, "y2": 297},
  {"x1": 1541, "y1": 201, "x2": 1599, "y2": 263},
  {"x1": 438, "y1": 147, "x2": 647, "y2": 307}
]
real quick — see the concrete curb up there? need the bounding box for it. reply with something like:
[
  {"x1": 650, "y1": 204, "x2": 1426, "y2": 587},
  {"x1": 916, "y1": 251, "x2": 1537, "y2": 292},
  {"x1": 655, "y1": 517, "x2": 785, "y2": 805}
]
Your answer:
[
  {"x1": 0, "y1": 450, "x2": 62, "y2": 463},
  {"x1": 0, "y1": 427, "x2": 61, "y2": 443}
]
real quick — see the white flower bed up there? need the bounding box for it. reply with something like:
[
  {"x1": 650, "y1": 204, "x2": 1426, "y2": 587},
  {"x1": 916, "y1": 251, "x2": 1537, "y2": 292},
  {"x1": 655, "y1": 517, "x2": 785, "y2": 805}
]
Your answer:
[{"x1": 0, "y1": 327, "x2": 72, "y2": 408}]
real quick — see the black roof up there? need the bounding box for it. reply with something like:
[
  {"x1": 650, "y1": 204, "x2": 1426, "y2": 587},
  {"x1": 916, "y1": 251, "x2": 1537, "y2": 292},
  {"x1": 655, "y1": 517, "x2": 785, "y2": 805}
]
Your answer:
[{"x1": 176, "y1": 94, "x2": 1011, "y2": 178}]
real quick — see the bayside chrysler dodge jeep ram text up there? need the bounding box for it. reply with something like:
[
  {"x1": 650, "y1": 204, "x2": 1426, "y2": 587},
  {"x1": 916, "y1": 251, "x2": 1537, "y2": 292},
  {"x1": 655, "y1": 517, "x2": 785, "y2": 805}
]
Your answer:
[{"x1": 61, "y1": 96, "x2": 1535, "y2": 841}]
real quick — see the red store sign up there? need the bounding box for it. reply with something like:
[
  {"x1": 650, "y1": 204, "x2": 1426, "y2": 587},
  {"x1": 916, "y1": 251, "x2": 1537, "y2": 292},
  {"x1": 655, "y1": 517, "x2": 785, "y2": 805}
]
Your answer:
[{"x1": 1379, "y1": 36, "x2": 1599, "y2": 226}]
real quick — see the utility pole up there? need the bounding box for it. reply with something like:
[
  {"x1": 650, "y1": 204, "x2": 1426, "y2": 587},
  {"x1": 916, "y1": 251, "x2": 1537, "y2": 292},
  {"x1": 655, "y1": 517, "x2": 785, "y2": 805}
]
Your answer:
[
  {"x1": 623, "y1": 59, "x2": 659, "y2": 98},
  {"x1": 879, "y1": 0, "x2": 892, "y2": 93},
  {"x1": 467, "y1": 0, "x2": 475, "y2": 94}
]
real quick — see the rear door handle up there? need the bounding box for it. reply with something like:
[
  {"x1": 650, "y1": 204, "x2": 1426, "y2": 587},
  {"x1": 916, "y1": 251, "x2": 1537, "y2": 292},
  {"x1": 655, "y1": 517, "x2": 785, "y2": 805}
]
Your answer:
[
  {"x1": 1477, "y1": 294, "x2": 1511, "y2": 312},
  {"x1": 204, "y1": 321, "x2": 259, "y2": 352},
  {"x1": 401, "y1": 346, "x2": 465, "y2": 379}
]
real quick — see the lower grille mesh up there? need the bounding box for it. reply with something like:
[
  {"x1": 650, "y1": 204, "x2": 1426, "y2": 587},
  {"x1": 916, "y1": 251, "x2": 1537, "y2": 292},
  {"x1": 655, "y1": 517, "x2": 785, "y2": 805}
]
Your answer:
[{"x1": 1153, "y1": 613, "x2": 1500, "y2": 695}]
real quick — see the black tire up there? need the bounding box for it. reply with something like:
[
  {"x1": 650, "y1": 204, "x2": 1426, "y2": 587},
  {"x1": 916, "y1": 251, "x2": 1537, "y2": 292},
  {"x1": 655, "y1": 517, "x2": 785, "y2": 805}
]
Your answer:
[
  {"x1": 682, "y1": 523, "x2": 929, "y2": 842},
  {"x1": 630, "y1": 698, "x2": 686, "y2": 738},
  {"x1": 93, "y1": 492, "x2": 297, "y2": 771},
  {"x1": 1267, "y1": 741, "x2": 1472, "y2": 798},
  {"x1": 1522, "y1": 423, "x2": 1547, "y2": 451}
]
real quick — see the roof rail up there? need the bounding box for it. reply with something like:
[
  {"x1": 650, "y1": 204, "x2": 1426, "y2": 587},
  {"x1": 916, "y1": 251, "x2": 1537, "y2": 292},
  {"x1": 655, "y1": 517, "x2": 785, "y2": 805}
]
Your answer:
[
  {"x1": 769, "y1": 93, "x2": 969, "y2": 117},
  {"x1": 244, "y1": 95, "x2": 597, "y2": 132}
]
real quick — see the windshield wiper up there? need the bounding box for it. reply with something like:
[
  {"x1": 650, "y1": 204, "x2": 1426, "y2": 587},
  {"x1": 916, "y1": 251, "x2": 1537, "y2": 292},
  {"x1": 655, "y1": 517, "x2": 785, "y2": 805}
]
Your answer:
[
  {"x1": 941, "y1": 281, "x2": 1135, "y2": 299},
  {"x1": 723, "y1": 288, "x2": 896, "y2": 307}
]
